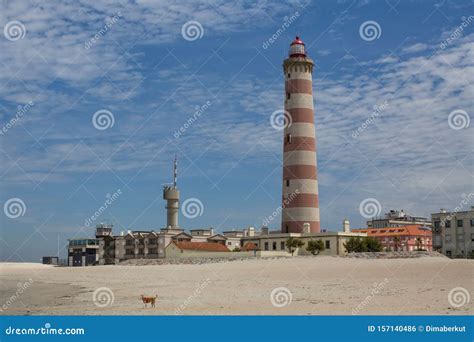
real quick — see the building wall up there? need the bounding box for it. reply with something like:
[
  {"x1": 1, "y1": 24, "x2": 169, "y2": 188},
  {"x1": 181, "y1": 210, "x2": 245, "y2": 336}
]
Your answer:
[
  {"x1": 432, "y1": 209, "x2": 474, "y2": 258},
  {"x1": 241, "y1": 232, "x2": 366, "y2": 256}
]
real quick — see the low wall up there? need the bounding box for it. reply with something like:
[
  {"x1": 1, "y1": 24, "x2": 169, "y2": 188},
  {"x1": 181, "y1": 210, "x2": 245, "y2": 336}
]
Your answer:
[
  {"x1": 168, "y1": 250, "x2": 255, "y2": 259},
  {"x1": 166, "y1": 250, "x2": 291, "y2": 259},
  {"x1": 257, "y1": 251, "x2": 291, "y2": 258}
]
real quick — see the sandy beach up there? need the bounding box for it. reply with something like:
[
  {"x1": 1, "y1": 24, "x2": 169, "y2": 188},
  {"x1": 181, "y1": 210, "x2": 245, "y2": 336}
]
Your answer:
[{"x1": 0, "y1": 256, "x2": 472, "y2": 315}]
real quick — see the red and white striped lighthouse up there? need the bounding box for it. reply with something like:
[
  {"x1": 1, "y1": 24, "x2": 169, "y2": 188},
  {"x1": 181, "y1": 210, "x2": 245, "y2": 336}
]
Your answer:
[{"x1": 281, "y1": 36, "x2": 320, "y2": 233}]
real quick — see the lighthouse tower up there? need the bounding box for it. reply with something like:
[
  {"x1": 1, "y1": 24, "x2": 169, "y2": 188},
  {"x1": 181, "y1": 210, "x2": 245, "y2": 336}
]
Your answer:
[{"x1": 281, "y1": 36, "x2": 320, "y2": 233}]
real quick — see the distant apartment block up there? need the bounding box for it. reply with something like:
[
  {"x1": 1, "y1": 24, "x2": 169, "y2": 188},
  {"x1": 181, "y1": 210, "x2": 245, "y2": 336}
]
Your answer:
[
  {"x1": 352, "y1": 225, "x2": 432, "y2": 252},
  {"x1": 431, "y1": 206, "x2": 474, "y2": 258},
  {"x1": 367, "y1": 209, "x2": 431, "y2": 228}
]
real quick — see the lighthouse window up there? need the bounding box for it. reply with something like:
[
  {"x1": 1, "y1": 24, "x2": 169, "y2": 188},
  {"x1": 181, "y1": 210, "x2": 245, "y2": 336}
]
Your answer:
[
  {"x1": 286, "y1": 179, "x2": 290, "y2": 187},
  {"x1": 286, "y1": 93, "x2": 291, "y2": 100}
]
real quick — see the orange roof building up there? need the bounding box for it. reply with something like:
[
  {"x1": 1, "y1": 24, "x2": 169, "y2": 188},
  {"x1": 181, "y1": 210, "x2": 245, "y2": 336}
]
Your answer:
[{"x1": 352, "y1": 225, "x2": 432, "y2": 252}]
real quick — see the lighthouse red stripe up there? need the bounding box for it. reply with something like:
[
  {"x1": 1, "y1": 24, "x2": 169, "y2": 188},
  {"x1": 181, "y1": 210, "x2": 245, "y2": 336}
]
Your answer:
[
  {"x1": 285, "y1": 79, "x2": 312, "y2": 95},
  {"x1": 284, "y1": 136, "x2": 316, "y2": 152},
  {"x1": 287, "y1": 108, "x2": 314, "y2": 123},
  {"x1": 282, "y1": 193, "x2": 319, "y2": 208},
  {"x1": 283, "y1": 165, "x2": 318, "y2": 180},
  {"x1": 282, "y1": 221, "x2": 320, "y2": 233}
]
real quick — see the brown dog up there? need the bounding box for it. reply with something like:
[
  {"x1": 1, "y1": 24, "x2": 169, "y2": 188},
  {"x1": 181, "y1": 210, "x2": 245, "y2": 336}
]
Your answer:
[{"x1": 140, "y1": 295, "x2": 158, "y2": 308}]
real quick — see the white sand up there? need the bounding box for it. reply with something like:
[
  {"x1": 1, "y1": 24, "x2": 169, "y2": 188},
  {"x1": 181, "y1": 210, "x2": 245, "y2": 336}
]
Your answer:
[{"x1": 0, "y1": 257, "x2": 472, "y2": 315}]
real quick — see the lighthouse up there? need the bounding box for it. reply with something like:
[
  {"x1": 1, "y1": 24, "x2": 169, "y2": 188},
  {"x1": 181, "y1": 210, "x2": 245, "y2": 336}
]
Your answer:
[{"x1": 281, "y1": 36, "x2": 320, "y2": 233}]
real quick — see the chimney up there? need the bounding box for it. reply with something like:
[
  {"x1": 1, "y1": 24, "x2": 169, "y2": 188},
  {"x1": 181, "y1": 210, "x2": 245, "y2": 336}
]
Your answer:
[
  {"x1": 343, "y1": 219, "x2": 350, "y2": 233},
  {"x1": 248, "y1": 226, "x2": 255, "y2": 237}
]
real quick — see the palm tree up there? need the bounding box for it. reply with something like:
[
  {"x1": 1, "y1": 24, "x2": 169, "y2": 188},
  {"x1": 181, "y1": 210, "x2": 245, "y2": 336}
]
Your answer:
[{"x1": 393, "y1": 236, "x2": 401, "y2": 251}]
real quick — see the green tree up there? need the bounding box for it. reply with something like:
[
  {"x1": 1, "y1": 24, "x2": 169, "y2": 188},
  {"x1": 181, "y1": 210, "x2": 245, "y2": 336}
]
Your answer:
[
  {"x1": 286, "y1": 237, "x2": 304, "y2": 256},
  {"x1": 364, "y1": 237, "x2": 383, "y2": 252},
  {"x1": 306, "y1": 239, "x2": 325, "y2": 255},
  {"x1": 344, "y1": 237, "x2": 383, "y2": 253},
  {"x1": 344, "y1": 237, "x2": 365, "y2": 253}
]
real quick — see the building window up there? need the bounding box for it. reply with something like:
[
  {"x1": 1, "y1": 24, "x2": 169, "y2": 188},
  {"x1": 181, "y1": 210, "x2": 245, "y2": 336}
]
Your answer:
[
  {"x1": 325, "y1": 240, "x2": 330, "y2": 249},
  {"x1": 227, "y1": 241, "x2": 231, "y2": 246},
  {"x1": 126, "y1": 239, "x2": 134, "y2": 246},
  {"x1": 272, "y1": 242, "x2": 277, "y2": 250},
  {"x1": 470, "y1": 219, "x2": 474, "y2": 227},
  {"x1": 286, "y1": 134, "x2": 292, "y2": 144},
  {"x1": 286, "y1": 93, "x2": 291, "y2": 100},
  {"x1": 280, "y1": 241, "x2": 285, "y2": 250},
  {"x1": 264, "y1": 242, "x2": 269, "y2": 251},
  {"x1": 457, "y1": 234, "x2": 464, "y2": 242},
  {"x1": 149, "y1": 248, "x2": 158, "y2": 254},
  {"x1": 138, "y1": 248, "x2": 144, "y2": 255},
  {"x1": 457, "y1": 220, "x2": 463, "y2": 227},
  {"x1": 286, "y1": 179, "x2": 290, "y2": 187},
  {"x1": 434, "y1": 221, "x2": 440, "y2": 229},
  {"x1": 445, "y1": 220, "x2": 451, "y2": 228},
  {"x1": 149, "y1": 239, "x2": 157, "y2": 245},
  {"x1": 446, "y1": 250, "x2": 452, "y2": 257},
  {"x1": 285, "y1": 225, "x2": 289, "y2": 233},
  {"x1": 287, "y1": 73, "x2": 291, "y2": 79},
  {"x1": 445, "y1": 235, "x2": 451, "y2": 243}
]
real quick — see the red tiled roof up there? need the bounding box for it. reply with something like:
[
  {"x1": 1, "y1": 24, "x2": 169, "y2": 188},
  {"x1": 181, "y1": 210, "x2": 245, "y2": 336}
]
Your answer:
[
  {"x1": 241, "y1": 242, "x2": 258, "y2": 251},
  {"x1": 352, "y1": 225, "x2": 432, "y2": 237},
  {"x1": 174, "y1": 241, "x2": 230, "y2": 252}
]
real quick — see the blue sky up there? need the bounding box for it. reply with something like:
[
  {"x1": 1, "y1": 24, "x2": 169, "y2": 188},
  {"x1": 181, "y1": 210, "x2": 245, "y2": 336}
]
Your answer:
[{"x1": 0, "y1": 0, "x2": 473, "y2": 261}]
